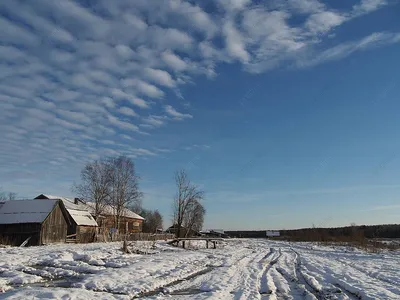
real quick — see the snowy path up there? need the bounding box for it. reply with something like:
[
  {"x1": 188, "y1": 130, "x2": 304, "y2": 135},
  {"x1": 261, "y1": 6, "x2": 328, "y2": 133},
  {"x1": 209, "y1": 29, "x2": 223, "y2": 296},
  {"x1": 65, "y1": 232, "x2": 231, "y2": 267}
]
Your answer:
[{"x1": 0, "y1": 239, "x2": 399, "y2": 299}]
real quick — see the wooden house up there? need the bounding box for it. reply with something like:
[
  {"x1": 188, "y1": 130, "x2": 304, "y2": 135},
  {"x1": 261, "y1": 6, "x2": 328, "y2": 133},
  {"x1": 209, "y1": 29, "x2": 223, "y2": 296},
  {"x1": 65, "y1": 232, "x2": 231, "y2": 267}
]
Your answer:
[
  {"x1": 34, "y1": 194, "x2": 98, "y2": 243},
  {"x1": 0, "y1": 199, "x2": 69, "y2": 246},
  {"x1": 85, "y1": 202, "x2": 144, "y2": 234}
]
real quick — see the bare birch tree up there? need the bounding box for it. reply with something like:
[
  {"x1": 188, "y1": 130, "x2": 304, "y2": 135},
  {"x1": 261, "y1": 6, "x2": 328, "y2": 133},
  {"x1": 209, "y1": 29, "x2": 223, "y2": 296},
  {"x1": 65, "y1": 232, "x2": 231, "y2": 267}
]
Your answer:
[
  {"x1": 173, "y1": 170, "x2": 204, "y2": 238},
  {"x1": 0, "y1": 189, "x2": 16, "y2": 201},
  {"x1": 108, "y1": 156, "x2": 142, "y2": 231},
  {"x1": 73, "y1": 158, "x2": 112, "y2": 219},
  {"x1": 183, "y1": 199, "x2": 205, "y2": 237}
]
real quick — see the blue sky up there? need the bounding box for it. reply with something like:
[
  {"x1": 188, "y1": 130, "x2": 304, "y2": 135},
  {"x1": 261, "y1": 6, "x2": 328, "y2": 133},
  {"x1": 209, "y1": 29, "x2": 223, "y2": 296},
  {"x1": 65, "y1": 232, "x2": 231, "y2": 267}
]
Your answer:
[{"x1": 1, "y1": 0, "x2": 400, "y2": 230}]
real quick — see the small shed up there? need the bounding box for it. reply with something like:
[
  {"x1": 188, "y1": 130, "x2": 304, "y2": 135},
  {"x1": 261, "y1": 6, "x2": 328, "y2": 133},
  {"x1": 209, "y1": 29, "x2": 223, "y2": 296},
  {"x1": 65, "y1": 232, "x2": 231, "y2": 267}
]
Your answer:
[
  {"x1": 0, "y1": 199, "x2": 69, "y2": 246},
  {"x1": 166, "y1": 224, "x2": 201, "y2": 238},
  {"x1": 34, "y1": 194, "x2": 98, "y2": 243}
]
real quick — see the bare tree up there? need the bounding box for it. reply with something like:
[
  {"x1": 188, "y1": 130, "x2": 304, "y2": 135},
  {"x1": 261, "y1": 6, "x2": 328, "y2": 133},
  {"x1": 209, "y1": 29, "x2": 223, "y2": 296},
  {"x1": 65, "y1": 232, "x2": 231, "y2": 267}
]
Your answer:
[
  {"x1": 73, "y1": 158, "x2": 112, "y2": 219},
  {"x1": 173, "y1": 170, "x2": 204, "y2": 238},
  {"x1": 183, "y1": 199, "x2": 205, "y2": 237},
  {"x1": 108, "y1": 156, "x2": 142, "y2": 231},
  {"x1": 0, "y1": 189, "x2": 16, "y2": 201}
]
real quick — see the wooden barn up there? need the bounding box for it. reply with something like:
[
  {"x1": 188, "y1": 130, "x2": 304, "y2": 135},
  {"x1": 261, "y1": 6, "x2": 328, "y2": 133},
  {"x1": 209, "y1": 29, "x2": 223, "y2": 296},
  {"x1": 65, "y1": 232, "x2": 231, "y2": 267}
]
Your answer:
[
  {"x1": 0, "y1": 199, "x2": 69, "y2": 246},
  {"x1": 34, "y1": 194, "x2": 98, "y2": 243}
]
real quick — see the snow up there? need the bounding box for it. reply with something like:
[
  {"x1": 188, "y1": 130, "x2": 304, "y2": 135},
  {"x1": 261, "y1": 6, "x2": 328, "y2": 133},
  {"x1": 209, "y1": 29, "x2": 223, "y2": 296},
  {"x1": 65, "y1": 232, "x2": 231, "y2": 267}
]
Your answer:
[
  {"x1": 0, "y1": 239, "x2": 399, "y2": 299},
  {"x1": 0, "y1": 199, "x2": 57, "y2": 224}
]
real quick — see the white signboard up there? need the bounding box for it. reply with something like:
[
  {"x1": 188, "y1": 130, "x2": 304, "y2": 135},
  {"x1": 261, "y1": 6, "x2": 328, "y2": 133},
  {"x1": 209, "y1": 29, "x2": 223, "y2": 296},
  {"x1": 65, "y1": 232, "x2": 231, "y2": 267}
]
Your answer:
[{"x1": 266, "y1": 231, "x2": 280, "y2": 237}]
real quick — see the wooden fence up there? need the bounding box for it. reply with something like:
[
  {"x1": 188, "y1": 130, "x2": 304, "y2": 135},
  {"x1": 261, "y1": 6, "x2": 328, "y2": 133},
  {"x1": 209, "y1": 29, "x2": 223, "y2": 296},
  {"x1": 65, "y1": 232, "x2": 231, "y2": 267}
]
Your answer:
[{"x1": 96, "y1": 232, "x2": 174, "y2": 242}]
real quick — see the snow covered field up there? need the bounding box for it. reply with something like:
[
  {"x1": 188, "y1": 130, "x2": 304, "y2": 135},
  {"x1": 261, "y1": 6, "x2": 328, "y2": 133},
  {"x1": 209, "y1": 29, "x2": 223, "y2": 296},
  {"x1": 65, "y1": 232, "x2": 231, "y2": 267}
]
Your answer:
[{"x1": 0, "y1": 239, "x2": 399, "y2": 299}]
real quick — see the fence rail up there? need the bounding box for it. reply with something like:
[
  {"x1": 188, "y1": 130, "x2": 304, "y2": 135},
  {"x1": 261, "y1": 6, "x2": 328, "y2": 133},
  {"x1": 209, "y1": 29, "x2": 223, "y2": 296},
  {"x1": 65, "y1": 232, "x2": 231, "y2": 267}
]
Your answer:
[{"x1": 96, "y1": 232, "x2": 174, "y2": 242}]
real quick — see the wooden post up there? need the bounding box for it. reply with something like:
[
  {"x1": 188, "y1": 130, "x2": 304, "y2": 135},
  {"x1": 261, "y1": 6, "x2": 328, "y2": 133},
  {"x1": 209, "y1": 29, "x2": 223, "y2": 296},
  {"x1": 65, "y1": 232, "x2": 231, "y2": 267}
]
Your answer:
[
  {"x1": 182, "y1": 241, "x2": 185, "y2": 248},
  {"x1": 213, "y1": 241, "x2": 216, "y2": 249},
  {"x1": 206, "y1": 240, "x2": 209, "y2": 249}
]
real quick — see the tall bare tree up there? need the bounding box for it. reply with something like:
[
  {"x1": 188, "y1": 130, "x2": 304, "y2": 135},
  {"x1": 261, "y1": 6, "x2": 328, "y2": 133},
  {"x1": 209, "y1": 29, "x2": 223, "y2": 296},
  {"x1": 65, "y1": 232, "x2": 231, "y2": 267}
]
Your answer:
[
  {"x1": 108, "y1": 156, "x2": 142, "y2": 231},
  {"x1": 173, "y1": 170, "x2": 204, "y2": 238},
  {"x1": 183, "y1": 199, "x2": 205, "y2": 237},
  {"x1": 73, "y1": 158, "x2": 112, "y2": 219},
  {"x1": 0, "y1": 189, "x2": 16, "y2": 201}
]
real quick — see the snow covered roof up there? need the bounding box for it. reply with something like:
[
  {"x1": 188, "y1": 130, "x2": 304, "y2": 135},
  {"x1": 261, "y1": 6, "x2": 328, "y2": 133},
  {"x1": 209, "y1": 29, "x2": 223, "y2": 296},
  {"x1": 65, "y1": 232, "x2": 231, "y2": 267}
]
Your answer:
[
  {"x1": 0, "y1": 199, "x2": 58, "y2": 224},
  {"x1": 67, "y1": 209, "x2": 98, "y2": 226},
  {"x1": 34, "y1": 194, "x2": 97, "y2": 226},
  {"x1": 35, "y1": 194, "x2": 82, "y2": 209},
  {"x1": 85, "y1": 202, "x2": 144, "y2": 220},
  {"x1": 34, "y1": 194, "x2": 143, "y2": 221}
]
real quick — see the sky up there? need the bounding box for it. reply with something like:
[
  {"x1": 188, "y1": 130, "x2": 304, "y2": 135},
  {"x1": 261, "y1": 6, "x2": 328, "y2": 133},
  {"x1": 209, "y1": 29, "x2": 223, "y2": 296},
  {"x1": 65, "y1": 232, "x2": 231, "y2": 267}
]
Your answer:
[{"x1": 1, "y1": 0, "x2": 400, "y2": 230}]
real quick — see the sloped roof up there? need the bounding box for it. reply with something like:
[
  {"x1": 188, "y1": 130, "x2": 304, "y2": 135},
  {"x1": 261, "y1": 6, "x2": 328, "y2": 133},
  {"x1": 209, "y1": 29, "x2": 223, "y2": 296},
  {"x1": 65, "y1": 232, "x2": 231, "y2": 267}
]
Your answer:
[
  {"x1": 0, "y1": 199, "x2": 58, "y2": 224},
  {"x1": 67, "y1": 209, "x2": 98, "y2": 226},
  {"x1": 85, "y1": 202, "x2": 144, "y2": 220},
  {"x1": 34, "y1": 194, "x2": 97, "y2": 226},
  {"x1": 35, "y1": 194, "x2": 143, "y2": 221},
  {"x1": 35, "y1": 194, "x2": 82, "y2": 209}
]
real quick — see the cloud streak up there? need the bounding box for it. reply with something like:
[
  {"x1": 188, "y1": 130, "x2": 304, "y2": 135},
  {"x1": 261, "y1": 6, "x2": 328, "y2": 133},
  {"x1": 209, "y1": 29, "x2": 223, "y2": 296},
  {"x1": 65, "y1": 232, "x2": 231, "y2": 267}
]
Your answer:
[{"x1": 0, "y1": 0, "x2": 398, "y2": 193}]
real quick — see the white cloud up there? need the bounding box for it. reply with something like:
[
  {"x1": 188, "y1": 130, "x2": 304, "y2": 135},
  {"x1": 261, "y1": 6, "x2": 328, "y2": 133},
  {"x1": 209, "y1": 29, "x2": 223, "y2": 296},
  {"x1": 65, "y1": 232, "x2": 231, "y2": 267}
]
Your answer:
[
  {"x1": 122, "y1": 13, "x2": 148, "y2": 30},
  {"x1": 111, "y1": 89, "x2": 150, "y2": 109},
  {"x1": 122, "y1": 79, "x2": 165, "y2": 98},
  {"x1": 56, "y1": 109, "x2": 90, "y2": 124},
  {"x1": 151, "y1": 27, "x2": 193, "y2": 50},
  {"x1": 0, "y1": 16, "x2": 39, "y2": 47},
  {"x1": 223, "y1": 21, "x2": 250, "y2": 63},
  {"x1": 353, "y1": 0, "x2": 387, "y2": 15},
  {"x1": 129, "y1": 97, "x2": 151, "y2": 109},
  {"x1": 108, "y1": 115, "x2": 140, "y2": 131},
  {"x1": 115, "y1": 44, "x2": 134, "y2": 59},
  {"x1": 287, "y1": 0, "x2": 325, "y2": 14},
  {"x1": 120, "y1": 134, "x2": 134, "y2": 140},
  {"x1": 162, "y1": 51, "x2": 187, "y2": 71},
  {"x1": 132, "y1": 148, "x2": 157, "y2": 157},
  {"x1": 118, "y1": 106, "x2": 138, "y2": 117},
  {"x1": 102, "y1": 97, "x2": 115, "y2": 108},
  {"x1": 144, "y1": 68, "x2": 175, "y2": 87},
  {"x1": 305, "y1": 11, "x2": 346, "y2": 34},
  {"x1": 141, "y1": 115, "x2": 166, "y2": 128},
  {"x1": 164, "y1": 105, "x2": 193, "y2": 120},
  {"x1": 218, "y1": 0, "x2": 251, "y2": 11},
  {"x1": 298, "y1": 32, "x2": 400, "y2": 67}
]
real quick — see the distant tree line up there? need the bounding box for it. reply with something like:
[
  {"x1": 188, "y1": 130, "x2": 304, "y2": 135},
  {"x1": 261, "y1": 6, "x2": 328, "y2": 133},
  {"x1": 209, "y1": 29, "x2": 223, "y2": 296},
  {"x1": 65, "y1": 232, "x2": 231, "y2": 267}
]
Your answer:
[
  {"x1": 279, "y1": 224, "x2": 400, "y2": 241},
  {"x1": 226, "y1": 224, "x2": 400, "y2": 240}
]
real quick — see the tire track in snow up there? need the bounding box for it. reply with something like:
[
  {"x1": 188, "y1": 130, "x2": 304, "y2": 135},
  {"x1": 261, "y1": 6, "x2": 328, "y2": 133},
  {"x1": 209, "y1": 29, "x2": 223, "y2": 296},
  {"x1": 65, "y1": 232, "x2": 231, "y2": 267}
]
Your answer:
[
  {"x1": 259, "y1": 248, "x2": 282, "y2": 296},
  {"x1": 336, "y1": 258, "x2": 400, "y2": 292},
  {"x1": 293, "y1": 249, "x2": 360, "y2": 300},
  {"x1": 162, "y1": 242, "x2": 273, "y2": 299},
  {"x1": 144, "y1": 246, "x2": 257, "y2": 297},
  {"x1": 274, "y1": 250, "x2": 318, "y2": 300},
  {"x1": 294, "y1": 247, "x2": 400, "y2": 299},
  {"x1": 292, "y1": 245, "x2": 400, "y2": 293}
]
